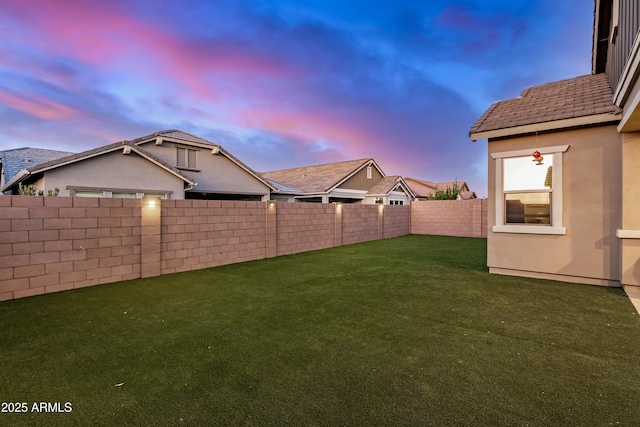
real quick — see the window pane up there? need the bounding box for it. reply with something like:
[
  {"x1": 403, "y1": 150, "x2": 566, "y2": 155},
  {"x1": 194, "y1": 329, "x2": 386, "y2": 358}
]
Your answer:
[
  {"x1": 505, "y1": 193, "x2": 550, "y2": 224},
  {"x1": 504, "y1": 156, "x2": 553, "y2": 191},
  {"x1": 144, "y1": 193, "x2": 167, "y2": 199},
  {"x1": 177, "y1": 147, "x2": 186, "y2": 168},
  {"x1": 74, "y1": 191, "x2": 103, "y2": 198},
  {"x1": 187, "y1": 149, "x2": 197, "y2": 168},
  {"x1": 112, "y1": 192, "x2": 136, "y2": 198}
]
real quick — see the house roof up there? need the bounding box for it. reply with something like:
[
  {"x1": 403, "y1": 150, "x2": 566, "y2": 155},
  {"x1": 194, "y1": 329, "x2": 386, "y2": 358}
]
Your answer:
[
  {"x1": 132, "y1": 129, "x2": 220, "y2": 147},
  {"x1": 135, "y1": 129, "x2": 276, "y2": 191},
  {"x1": 1, "y1": 147, "x2": 74, "y2": 183},
  {"x1": 261, "y1": 158, "x2": 378, "y2": 194},
  {"x1": 1, "y1": 141, "x2": 197, "y2": 193},
  {"x1": 405, "y1": 177, "x2": 470, "y2": 198},
  {"x1": 366, "y1": 176, "x2": 415, "y2": 198},
  {"x1": 469, "y1": 73, "x2": 620, "y2": 140}
]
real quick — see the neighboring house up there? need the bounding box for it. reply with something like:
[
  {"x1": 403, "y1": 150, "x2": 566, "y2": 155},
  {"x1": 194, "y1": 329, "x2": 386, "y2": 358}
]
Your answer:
[
  {"x1": 1, "y1": 130, "x2": 275, "y2": 200},
  {"x1": 469, "y1": 0, "x2": 640, "y2": 289},
  {"x1": 261, "y1": 158, "x2": 415, "y2": 204},
  {"x1": 1, "y1": 147, "x2": 73, "y2": 190},
  {"x1": 405, "y1": 177, "x2": 477, "y2": 200}
]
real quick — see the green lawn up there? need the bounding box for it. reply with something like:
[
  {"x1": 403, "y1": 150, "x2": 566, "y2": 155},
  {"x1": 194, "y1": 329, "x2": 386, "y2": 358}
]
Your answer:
[{"x1": 1, "y1": 235, "x2": 639, "y2": 426}]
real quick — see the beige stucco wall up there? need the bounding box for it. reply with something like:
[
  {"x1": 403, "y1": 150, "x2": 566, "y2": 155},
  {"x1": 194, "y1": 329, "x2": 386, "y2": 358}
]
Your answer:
[
  {"x1": 621, "y1": 131, "x2": 640, "y2": 286},
  {"x1": 487, "y1": 125, "x2": 622, "y2": 286},
  {"x1": 141, "y1": 141, "x2": 270, "y2": 197},
  {"x1": 41, "y1": 151, "x2": 186, "y2": 198}
]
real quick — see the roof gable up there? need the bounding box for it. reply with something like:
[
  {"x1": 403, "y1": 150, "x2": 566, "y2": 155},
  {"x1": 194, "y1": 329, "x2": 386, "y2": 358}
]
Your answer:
[
  {"x1": 261, "y1": 159, "x2": 382, "y2": 194},
  {"x1": 1, "y1": 142, "x2": 196, "y2": 192},
  {"x1": 366, "y1": 176, "x2": 415, "y2": 198},
  {"x1": 136, "y1": 129, "x2": 275, "y2": 191},
  {"x1": 470, "y1": 73, "x2": 619, "y2": 140}
]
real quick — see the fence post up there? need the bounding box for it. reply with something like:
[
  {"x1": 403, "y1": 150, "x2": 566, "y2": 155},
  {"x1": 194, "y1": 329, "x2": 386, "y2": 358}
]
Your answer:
[
  {"x1": 140, "y1": 196, "x2": 161, "y2": 278},
  {"x1": 334, "y1": 202, "x2": 343, "y2": 247},
  {"x1": 266, "y1": 201, "x2": 277, "y2": 258},
  {"x1": 378, "y1": 204, "x2": 384, "y2": 239}
]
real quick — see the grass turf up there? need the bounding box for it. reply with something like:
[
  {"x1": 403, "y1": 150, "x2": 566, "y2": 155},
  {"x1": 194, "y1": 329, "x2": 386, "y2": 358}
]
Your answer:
[{"x1": 1, "y1": 235, "x2": 639, "y2": 426}]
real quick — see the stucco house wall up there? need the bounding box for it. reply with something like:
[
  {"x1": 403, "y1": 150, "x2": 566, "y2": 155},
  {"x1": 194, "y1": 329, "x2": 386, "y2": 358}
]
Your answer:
[
  {"x1": 141, "y1": 141, "x2": 271, "y2": 199},
  {"x1": 487, "y1": 125, "x2": 622, "y2": 286},
  {"x1": 40, "y1": 150, "x2": 186, "y2": 198}
]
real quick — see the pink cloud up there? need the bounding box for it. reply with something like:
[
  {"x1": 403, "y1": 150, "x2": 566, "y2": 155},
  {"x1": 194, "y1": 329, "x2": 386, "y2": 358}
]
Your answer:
[
  {"x1": 0, "y1": 0, "x2": 295, "y2": 102},
  {"x1": 235, "y1": 105, "x2": 388, "y2": 160},
  {"x1": 0, "y1": 90, "x2": 80, "y2": 120}
]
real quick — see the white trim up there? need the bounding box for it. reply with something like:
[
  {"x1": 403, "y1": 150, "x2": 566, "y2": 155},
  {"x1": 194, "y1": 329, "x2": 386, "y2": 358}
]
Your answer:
[
  {"x1": 491, "y1": 145, "x2": 569, "y2": 159},
  {"x1": 592, "y1": 0, "x2": 603, "y2": 75},
  {"x1": 551, "y1": 152, "x2": 564, "y2": 229},
  {"x1": 494, "y1": 157, "x2": 503, "y2": 226},
  {"x1": 492, "y1": 148, "x2": 567, "y2": 235},
  {"x1": 471, "y1": 113, "x2": 621, "y2": 141},
  {"x1": 613, "y1": 25, "x2": 640, "y2": 106},
  {"x1": 138, "y1": 135, "x2": 221, "y2": 151},
  {"x1": 610, "y1": 0, "x2": 620, "y2": 44},
  {"x1": 492, "y1": 225, "x2": 566, "y2": 235},
  {"x1": 616, "y1": 229, "x2": 640, "y2": 239}
]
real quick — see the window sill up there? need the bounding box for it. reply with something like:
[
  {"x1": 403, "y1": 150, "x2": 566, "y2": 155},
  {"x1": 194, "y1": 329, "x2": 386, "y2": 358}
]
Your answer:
[
  {"x1": 492, "y1": 225, "x2": 566, "y2": 235},
  {"x1": 617, "y1": 229, "x2": 640, "y2": 239}
]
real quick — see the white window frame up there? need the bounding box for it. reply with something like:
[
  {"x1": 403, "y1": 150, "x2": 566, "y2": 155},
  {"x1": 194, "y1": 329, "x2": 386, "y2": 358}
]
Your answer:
[
  {"x1": 491, "y1": 145, "x2": 568, "y2": 235},
  {"x1": 177, "y1": 147, "x2": 198, "y2": 170}
]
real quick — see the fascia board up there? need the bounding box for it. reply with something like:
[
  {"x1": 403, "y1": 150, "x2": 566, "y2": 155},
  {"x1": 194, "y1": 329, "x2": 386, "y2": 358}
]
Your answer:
[{"x1": 470, "y1": 113, "x2": 621, "y2": 141}]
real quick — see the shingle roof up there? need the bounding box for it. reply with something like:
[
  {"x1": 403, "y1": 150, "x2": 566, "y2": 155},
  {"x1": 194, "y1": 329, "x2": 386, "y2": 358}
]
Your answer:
[
  {"x1": 133, "y1": 129, "x2": 275, "y2": 191},
  {"x1": 261, "y1": 159, "x2": 373, "y2": 193},
  {"x1": 405, "y1": 177, "x2": 469, "y2": 198},
  {"x1": 129, "y1": 129, "x2": 218, "y2": 146},
  {"x1": 367, "y1": 176, "x2": 401, "y2": 195},
  {"x1": 1, "y1": 147, "x2": 74, "y2": 183},
  {"x1": 1, "y1": 142, "x2": 196, "y2": 192},
  {"x1": 469, "y1": 73, "x2": 618, "y2": 137}
]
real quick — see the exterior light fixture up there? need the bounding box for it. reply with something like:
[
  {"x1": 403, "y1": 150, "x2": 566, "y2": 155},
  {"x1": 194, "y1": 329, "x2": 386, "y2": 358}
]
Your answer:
[{"x1": 147, "y1": 199, "x2": 157, "y2": 207}]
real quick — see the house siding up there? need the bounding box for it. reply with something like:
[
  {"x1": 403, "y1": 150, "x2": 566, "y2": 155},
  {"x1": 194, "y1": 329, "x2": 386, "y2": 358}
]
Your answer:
[
  {"x1": 42, "y1": 150, "x2": 186, "y2": 198},
  {"x1": 338, "y1": 166, "x2": 383, "y2": 191},
  {"x1": 605, "y1": 0, "x2": 640, "y2": 91},
  {"x1": 142, "y1": 141, "x2": 271, "y2": 197}
]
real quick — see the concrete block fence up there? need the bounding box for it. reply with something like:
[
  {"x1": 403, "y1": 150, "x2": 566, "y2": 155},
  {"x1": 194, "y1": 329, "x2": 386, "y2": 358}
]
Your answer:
[
  {"x1": 0, "y1": 196, "x2": 483, "y2": 301},
  {"x1": 411, "y1": 198, "x2": 488, "y2": 238}
]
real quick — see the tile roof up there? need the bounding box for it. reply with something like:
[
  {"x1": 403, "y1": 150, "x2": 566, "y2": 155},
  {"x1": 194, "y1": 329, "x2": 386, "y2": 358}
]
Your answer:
[
  {"x1": 469, "y1": 73, "x2": 618, "y2": 137},
  {"x1": 261, "y1": 158, "x2": 373, "y2": 193},
  {"x1": 1, "y1": 147, "x2": 74, "y2": 183}
]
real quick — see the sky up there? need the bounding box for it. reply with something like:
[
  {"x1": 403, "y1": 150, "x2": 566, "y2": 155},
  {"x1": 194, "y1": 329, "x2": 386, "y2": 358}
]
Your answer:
[{"x1": 0, "y1": 0, "x2": 594, "y2": 196}]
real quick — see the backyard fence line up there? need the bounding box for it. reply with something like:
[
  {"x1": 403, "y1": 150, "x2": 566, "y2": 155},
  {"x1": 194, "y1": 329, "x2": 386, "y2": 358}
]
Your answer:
[
  {"x1": 0, "y1": 197, "x2": 484, "y2": 301},
  {"x1": 411, "y1": 199, "x2": 488, "y2": 238}
]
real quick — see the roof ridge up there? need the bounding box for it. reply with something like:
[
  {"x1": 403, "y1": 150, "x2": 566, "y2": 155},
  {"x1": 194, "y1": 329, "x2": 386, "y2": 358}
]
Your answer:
[{"x1": 261, "y1": 158, "x2": 372, "y2": 174}]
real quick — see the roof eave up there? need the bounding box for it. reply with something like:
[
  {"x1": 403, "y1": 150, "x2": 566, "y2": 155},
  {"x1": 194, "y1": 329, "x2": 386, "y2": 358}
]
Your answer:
[
  {"x1": 470, "y1": 112, "x2": 621, "y2": 141},
  {"x1": 0, "y1": 169, "x2": 30, "y2": 192}
]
